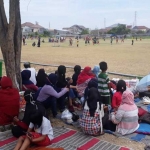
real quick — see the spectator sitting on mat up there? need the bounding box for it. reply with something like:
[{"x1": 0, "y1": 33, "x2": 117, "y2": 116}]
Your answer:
[
  {"x1": 0, "y1": 76, "x2": 19, "y2": 126},
  {"x1": 72, "y1": 65, "x2": 81, "y2": 86},
  {"x1": 79, "y1": 87, "x2": 104, "y2": 136},
  {"x1": 92, "y1": 65, "x2": 100, "y2": 79},
  {"x1": 23, "y1": 62, "x2": 37, "y2": 85},
  {"x1": 77, "y1": 66, "x2": 95, "y2": 98},
  {"x1": 111, "y1": 80, "x2": 126, "y2": 111},
  {"x1": 36, "y1": 68, "x2": 48, "y2": 88},
  {"x1": 21, "y1": 70, "x2": 38, "y2": 92},
  {"x1": 13, "y1": 110, "x2": 54, "y2": 150},
  {"x1": 12, "y1": 90, "x2": 47, "y2": 138},
  {"x1": 110, "y1": 90, "x2": 139, "y2": 135},
  {"x1": 37, "y1": 73, "x2": 69, "y2": 117}
]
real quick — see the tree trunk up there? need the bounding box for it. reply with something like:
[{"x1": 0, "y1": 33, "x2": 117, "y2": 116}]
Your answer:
[{"x1": 0, "y1": 0, "x2": 22, "y2": 90}]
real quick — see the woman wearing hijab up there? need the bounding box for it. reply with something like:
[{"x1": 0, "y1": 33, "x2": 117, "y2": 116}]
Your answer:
[
  {"x1": 77, "y1": 66, "x2": 95, "y2": 97},
  {"x1": 72, "y1": 65, "x2": 81, "y2": 86},
  {"x1": 56, "y1": 65, "x2": 67, "y2": 88},
  {"x1": 0, "y1": 76, "x2": 19, "y2": 126},
  {"x1": 111, "y1": 90, "x2": 139, "y2": 135},
  {"x1": 84, "y1": 78, "x2": 98, "y2": 101},
  {"x1": 92, "y1": 65, "x2": 100, "y2": 79},
  {"x1": 37, "y1": 73, "x2": 69, "y2": 117},
  {"x1": 36, "y1": 69, "x2": 47, "y2": 87},
  {"x1": 12, "y1": 90, "x2": 46, "y2": 138},
  {"x1": 21, "y1": 70, "x2": 38, "y2": 91},
  {"x1": 79, "y1": 88, "x2": 104, "y2": 136}
]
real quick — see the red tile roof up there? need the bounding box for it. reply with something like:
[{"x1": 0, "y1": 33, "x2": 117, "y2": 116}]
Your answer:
[
  {"x1": 21, "y1": 22, "x2": 45, "y2": 29},
  {"x1": 133, "y1": 26, "x2": 149, "y2": 30}
]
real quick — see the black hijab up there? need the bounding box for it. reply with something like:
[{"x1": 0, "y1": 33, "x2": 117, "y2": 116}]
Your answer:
[
  {"x1": 86, "y1": 87, "x2": 101, "y2": 117},
  {"x1": 56, "y1": 65, "x2": 67, "y2": 88},
  {"x1": 36, "y1": 69, "x2": 47, "y2": 87}
]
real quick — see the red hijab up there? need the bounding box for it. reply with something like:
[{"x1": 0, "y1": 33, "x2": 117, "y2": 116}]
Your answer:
[{"x1": 77, "y1": 66, "x2": 95, "y2": 84}]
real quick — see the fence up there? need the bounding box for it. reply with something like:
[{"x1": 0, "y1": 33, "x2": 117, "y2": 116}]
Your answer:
[{"x1": 0, "y1": 59, "x2": 144, "y2": 80}]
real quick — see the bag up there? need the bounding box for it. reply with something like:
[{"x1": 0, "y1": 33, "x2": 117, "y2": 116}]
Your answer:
[
  {"x1": 61, "y1": 109, "x2": 72, "y2": 119},
  {"x1": 140, "y1": 113, "x2": 150, "y2": 124},
  {"x1": 71, "y1": 112, "x2": 79, "y2": 122},
  {"x1": 139, "y1": 92, "x2": 150, "y2": 98},
  {"x1": 61, "y1": 109, "x2": 73, "y2": 124}
]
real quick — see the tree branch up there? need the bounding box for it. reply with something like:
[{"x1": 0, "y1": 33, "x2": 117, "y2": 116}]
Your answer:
[
  {"x1": 8, "y1": 0, "x2": 16, "y2": 36},
  {"x1": 0, "y1": 0, "x2": 8, "y2": 43},
  {"x1": 14, "y1": 0, "x2": 22, "y2": 89}
]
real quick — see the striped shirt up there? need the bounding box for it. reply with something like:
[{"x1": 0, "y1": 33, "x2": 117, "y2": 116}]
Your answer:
[
  {"x1": 111, "y1": 104, "x2": 139, "y2": 135},
  {"x1": 98, "y1": 72, "x2": 110, "y2": 96}
]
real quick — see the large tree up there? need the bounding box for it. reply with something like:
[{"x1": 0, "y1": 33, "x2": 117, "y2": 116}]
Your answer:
[
  {"x1": 107, "y1": 25, "x2": 130, "y2": 35},
  {"x1": 0, "y1": 0, "x2": 22, "y2": 89}
]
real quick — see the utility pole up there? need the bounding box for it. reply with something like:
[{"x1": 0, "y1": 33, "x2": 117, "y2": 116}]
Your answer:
[
  {"x1": 134, "y1": 11, "x2": 137, "y2": 27},
  {"x1": 49, "y1": 22, "x2": 50, "y2": 29},
  {"x1": 104, "y1": 18, "x2": 106, "y2": 35}
]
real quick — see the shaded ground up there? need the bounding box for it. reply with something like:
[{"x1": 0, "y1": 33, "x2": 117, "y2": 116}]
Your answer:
[{"x1": 50, "y1": 117, "x2": 145, "y2": 150}]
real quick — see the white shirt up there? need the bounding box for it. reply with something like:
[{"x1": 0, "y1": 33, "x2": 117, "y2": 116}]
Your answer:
[
  {"x1": 29, "y1": 116, "x2": 54, "y2": 140},
  {"x1": 25, "y1": 68, "x2": 37, "y2": 85}
]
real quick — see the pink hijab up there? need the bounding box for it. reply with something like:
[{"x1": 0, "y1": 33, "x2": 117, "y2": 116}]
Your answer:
[{"x1": 121, "y1": 90, "x2": 135, "y2": 105}]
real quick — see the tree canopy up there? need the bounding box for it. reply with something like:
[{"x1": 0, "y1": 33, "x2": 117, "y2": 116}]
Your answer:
[
  {"x1": 81, "y1": 29, "x2": 89, "y2": 35},
  {"x1": 107, "y1": 25, "x2": 130, "y2": 35}
]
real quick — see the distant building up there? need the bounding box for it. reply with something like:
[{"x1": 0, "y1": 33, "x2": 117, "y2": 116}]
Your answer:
[
  {"x1": 132, "y1": 26, "x2": 149, "y2": 32},
  {"x1": 126, "y1": 25, "x2": 132, "y2": 29},
  {"x1": 22, "y1": 22, "x2": 47, "y2": 36},
  {"x1": 63, "y1": 25, "x2": 89, "y2": 34},
  {"x1": 49, "y1": 29, "x2": 72, "y2": 36},
  {"x1": 105, "y1": 23, "x2": 126, "y2": 31}
]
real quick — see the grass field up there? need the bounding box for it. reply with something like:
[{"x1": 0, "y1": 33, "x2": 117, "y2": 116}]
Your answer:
[{"x1": 0, "y1": 38, "x2": 150, "y2": 77}]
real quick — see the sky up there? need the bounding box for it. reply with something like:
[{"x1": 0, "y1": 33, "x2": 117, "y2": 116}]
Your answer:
[{"x1": 3, "y1": 0, "x2": 150, "y2": 30}]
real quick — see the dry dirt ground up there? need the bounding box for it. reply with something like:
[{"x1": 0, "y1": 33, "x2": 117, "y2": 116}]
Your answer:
[
  {"x1": 0, "y1": 38, "x2": 149, "y2": 150},
  {"x1": 0, "y1": 38, "x2": 150, "y2": 77}
]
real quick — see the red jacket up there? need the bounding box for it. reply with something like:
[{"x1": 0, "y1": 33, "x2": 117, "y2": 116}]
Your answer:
[
  {"x1": 0, "y1": 76, "x2": 20, "y2": 125},
  {"x1": 111, "y1": 92, "x2": 122, "y2": 109}
]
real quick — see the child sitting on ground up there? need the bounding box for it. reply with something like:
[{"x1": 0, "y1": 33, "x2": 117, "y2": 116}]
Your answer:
[
  {"x1": 32, "y1": 42, "x2": 36, "y2": 47},
  {"x1": 14, "y1": 110, "x2": 53, "y2": 150},
  {"x1": 111, "y1": 80, "x2": 126, "y2": 111}
]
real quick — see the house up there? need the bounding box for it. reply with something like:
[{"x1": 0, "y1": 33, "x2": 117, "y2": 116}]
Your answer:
[
  {"x1": 147, "y1": 29, "x2": 150, "y2": 35},
  {"x1": 105, "y1": 23, "x2": 126, "y2": 30},
  {"x1": 132, "y1": 26, "x2": 149, "y2": 32},
  {"x1": 49, "y1": 29, "x2": 72, "y2": 36},
  {"x1": 63, "y1": 25, "x2": 89, "y2": 34},
  {"x1": 22, "y1": 22, "x2": 47, "y2": 35},
  {"x1": 126, "y1": 25, "x2": 132, "y2": 29}
]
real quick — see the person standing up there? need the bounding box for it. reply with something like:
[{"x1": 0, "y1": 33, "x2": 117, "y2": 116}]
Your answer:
[
  {"x1": 116, "y1": 37, "x2": 118, "y2": 44},
  {"x1": 132, "y1": 37, "x2": 134, "y2": 45},
  {"x1": 77, "y1": 39, "x2": 79, "y2": 47},
  {"x1": 22, "y1": 37, "x2": 25, "y2": 45},
  {"x1": 110, "y1": 37, "x2": 113, "y2": 45},
  {"x1": 98, "y1": 61, "x2": 111, "y2": 105},
  {"x1": 37, "y1": 37, "x2": 41, "y2": 47}
]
